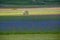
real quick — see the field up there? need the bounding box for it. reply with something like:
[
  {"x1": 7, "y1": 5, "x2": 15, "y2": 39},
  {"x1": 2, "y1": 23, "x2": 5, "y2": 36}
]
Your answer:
[
  {"x1": 0, "y1": 7, "x2": 60, "y2": 16},
  {"x1": 0, "y1": 8, "x2": 60, "y2": 40},
  {"x1": 0, "y1": 34, "x2": 60, "y2": 40},
  {"x1": 0, "y1": 7, "x2": 60, "y2": 33}
]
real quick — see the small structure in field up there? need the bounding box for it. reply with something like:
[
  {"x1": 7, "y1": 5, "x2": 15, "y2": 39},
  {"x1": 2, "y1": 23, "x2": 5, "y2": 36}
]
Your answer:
[{"x1": 23, "y1": 10, "x2": 29, "y2": 16}]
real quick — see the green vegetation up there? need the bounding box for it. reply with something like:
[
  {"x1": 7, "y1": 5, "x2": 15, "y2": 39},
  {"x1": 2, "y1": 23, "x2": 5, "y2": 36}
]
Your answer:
[
  {"x1": 0, "y1": 15, "x2": 60, "y2": 34},
  {"x1": 0, "y1": 32, "x2": 60, "y2": 35},
  {"x1": 0, "y1": 0, "x2": 60, "y2": 5},
  {"x1": 0, "y1": 15, "x2": 60, "y2": 22},
  {"x1": 0, "y1": 34, "x2": 60, "y2": 40}
]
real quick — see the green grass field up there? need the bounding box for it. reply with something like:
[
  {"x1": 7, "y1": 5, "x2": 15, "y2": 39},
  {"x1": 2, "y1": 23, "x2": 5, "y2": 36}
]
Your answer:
[{"x1": 0, "y1": 34, "x2": 60, "y2": 40}]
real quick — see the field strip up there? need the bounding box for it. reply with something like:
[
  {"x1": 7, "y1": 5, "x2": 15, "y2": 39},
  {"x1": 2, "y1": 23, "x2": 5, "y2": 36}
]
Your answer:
[
  {"x1": 0, "y1": 8, "x2": 60, "y2": 16},
  {"x1": 0, "y1": 34, "x2": 60, "y2": 40}
]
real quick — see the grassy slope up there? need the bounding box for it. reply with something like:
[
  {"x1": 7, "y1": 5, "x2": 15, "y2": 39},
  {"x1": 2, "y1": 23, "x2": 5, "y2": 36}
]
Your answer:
[
  {"x1": 0, "y1": 34, "x2": 60, "y2": 40},
  {"x1": 0, "y1": 15, "x2": 60, "y2": 21}
]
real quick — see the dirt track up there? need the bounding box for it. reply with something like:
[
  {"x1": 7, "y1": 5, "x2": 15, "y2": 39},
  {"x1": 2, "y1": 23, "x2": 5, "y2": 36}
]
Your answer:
[{"x1": 0, "y1": 7, "x2": 60, "y2": 11}]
